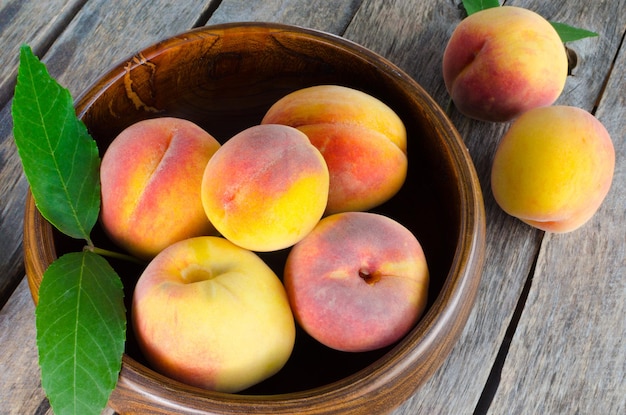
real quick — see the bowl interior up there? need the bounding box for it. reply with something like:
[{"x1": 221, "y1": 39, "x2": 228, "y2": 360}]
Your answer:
[{"x1": 27, "y1": 22, "x2": 484, "y2": 410}]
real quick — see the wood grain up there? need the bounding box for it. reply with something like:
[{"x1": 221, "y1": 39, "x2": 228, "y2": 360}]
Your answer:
[
  {"x1": 0, "y1": 0, "x2": 87, "y2": 106},
  {"x1": 488, "y1": 1, "x2": 626, "y2": 413},
  {"x1": 207, "y1": 0, "x2": 364, "y2": 33},
  {"x1": 0, "y1": 105, "x2": 29, "y2": 309},
  {"x1": 0, "y1": 278, "x2": 47, "y2": 414}
]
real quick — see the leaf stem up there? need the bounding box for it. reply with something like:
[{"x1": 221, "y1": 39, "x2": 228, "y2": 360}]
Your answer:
[{"x1": 85, "y1": 246, "x2": 146, "y2": 265}]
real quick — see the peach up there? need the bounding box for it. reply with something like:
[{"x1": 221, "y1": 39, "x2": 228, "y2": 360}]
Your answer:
[
  {"x1": 132, "y1": 236, "x2": 296, "y2": 393},
  {"x1": 100, "y1": 117, "x2": 220, "y2": 260},
  {"x1": 261, "y1": 85, "x2": 407, "y2": 214},
  {"x1": 491, "y1": 106, "x2": 615, "y2": 232},
  {"x1": 201, "y1": 124, "x2": 329, "y2": 252},
  {"x1": 442, "y1": 6, "x2": 568, "y2": 122},
  {"x1": 284, "y1": 211, "x2": 429, "y2": 352}
]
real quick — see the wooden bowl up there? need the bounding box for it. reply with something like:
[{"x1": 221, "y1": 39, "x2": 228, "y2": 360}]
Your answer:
[{"x1": 23, "y1": 23, "x2": 486, "y2": 414}]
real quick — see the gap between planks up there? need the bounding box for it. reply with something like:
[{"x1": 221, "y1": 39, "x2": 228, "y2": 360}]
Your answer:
[{"x1": 472, "y1": 235, "x2": 543, "y2": 414}]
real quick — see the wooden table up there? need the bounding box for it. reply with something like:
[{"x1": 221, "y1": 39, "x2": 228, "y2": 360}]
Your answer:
[{"x1": 1, "y1": 1, "x2": 624, "y2": 414}]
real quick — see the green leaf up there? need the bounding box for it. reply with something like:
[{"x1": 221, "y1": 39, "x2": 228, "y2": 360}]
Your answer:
[
  {"x1": 462, "y1": 0, "x2": 500, "y2": 16},
  {"x1": 36, "y1": 251, "x2": 126, "y2": 415},
  {"x1": 550, "y1": 21, "x2": 599, "y2": 43},
  {"x1": 12, "y1": 45, "x2": 100, "y2": 242}
]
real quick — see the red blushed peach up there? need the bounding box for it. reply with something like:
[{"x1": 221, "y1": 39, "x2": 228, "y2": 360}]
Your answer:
[
  {"x1": 100, "y1": 117, "x2": 220, "y2": 259},
  {"x1": 296, "y1": 123, "x2": 407, "y2": 214},
  {"x1": 491, "y1": 106, "x2": 615, "y2": 232},
  {"x1": 132, "y1": 236, "x2": 296, "y2": 393},
  {"x1": 442, "y1": 6, "x2": 568, "y2": 122},
  {"x1": 284, "y1": 211, "x2": 429, "y2": 352},
  {"x1": 201, "y1": 124, "x2": 329, "y2": 252},
  {"x1": 261, "y1": 85, "x2": 407, "y2": 213}
]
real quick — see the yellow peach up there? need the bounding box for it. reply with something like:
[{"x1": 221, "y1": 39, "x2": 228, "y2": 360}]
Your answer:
[
  {"x1": 132, "y1": 236, "x2": 296, "y2": 393},
  {"x1": 261, "y1": 85, "x2": 407, "y2": 214},
  {"x1": 201, "y1": 124, "x2": 329, "y2": 252},
  {"x1": 491, "y1": 106, "x2": 615, "y2": 232},
  {"x1": 100, "y1": 117, "x2": 220, "y2": 259}
]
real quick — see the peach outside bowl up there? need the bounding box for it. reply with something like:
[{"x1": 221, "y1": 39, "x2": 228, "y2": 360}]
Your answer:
[{"x1": 23, "y1": 23, "x2": 486, "y2": 415}]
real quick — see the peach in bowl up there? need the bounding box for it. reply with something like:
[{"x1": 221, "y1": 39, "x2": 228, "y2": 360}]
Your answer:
[{"x1": 23, "y1": 22, "x2": 486, "y2": 415}]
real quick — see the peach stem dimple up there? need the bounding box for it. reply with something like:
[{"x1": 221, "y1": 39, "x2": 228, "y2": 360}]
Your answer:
[
  {"x1": 359, "y1": 268, "x2": 381, "y2": 285},
  {"x1": 181, "y1": 264, "x2": 213, "y2": 284}
]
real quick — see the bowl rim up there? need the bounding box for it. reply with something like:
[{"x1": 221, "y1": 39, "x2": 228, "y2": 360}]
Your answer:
[{"x1": 23, "y1": 21, "x2": 486, "y2": 414}]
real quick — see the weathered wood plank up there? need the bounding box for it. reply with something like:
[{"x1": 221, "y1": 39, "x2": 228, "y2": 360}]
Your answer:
[
  {"x1": 0, "y1": 0, "x2": 86, "y2": 106},
  {"x1": 0, "y1": 277, "x2": 49, "y2": 414},
  {"x1": 488, "y1": 1, "x2": 626, "y2": 412},
  {"x1": 0, "y1": 113, "x2": 28, "y2": 310},
  {"x1": 207, "y1": 0, "x2": 364, "y2": 33}
]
